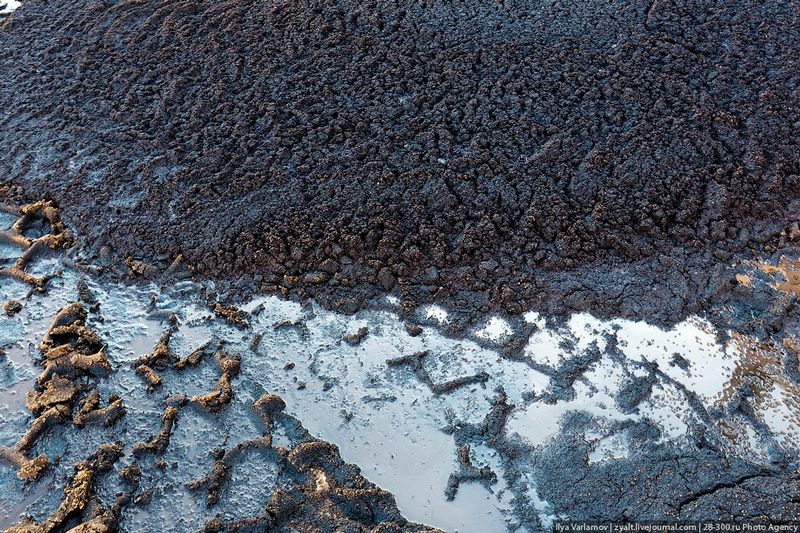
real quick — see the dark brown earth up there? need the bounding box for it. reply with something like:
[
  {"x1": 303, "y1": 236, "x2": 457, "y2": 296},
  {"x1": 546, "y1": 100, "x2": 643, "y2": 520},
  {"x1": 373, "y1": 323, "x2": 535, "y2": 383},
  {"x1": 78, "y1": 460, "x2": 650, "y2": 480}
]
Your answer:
[{"x1": 1, "y1": 0, "x2": 800, "y2": 325}]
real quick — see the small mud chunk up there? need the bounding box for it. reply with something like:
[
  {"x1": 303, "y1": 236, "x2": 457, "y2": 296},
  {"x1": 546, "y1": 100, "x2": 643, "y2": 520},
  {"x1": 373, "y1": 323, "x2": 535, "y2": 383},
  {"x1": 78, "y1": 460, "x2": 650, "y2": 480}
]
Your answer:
[
  {"x1": 669, "y1": 353, "x2": 691, "y2": 371},
  {"x1": 211, "y1": 302, "x2": 248, "y2": 328},
  {"x1": 162, "y1": 254, "x2": 191, "y2": 280},
  {"x1": 132, "y1": 407, "x2": 178, "y2": 456},
  {"x1": 119, "y1": 464, "x2": 142, "y2": 487},
  {"x1": 191, "y1": 346, "x2": 241, "y2": 413},
  {"x1": 386, "y1": 350, "x2": 489, "y2": 394},
  {"x1": 134, "y1": 365, "x2": 162, "y2": 389},
  {"x1": 76, "y1": 277, "x2": 98, "y2": 307},
  {"x1": 164, "y1": 394, "x2": 191, "y2": 408},
  {"x1": 342, "y1": 326, "x2": 368, "y2": 346},
  {"x1": 405, "y1": 323, "x2": 423, "y2": 337},
  {"x1": 132, "y1": 489, "x2": 153, "y2": 506},
  {"x1": 361, "y1": 394, "x2": 397, "y2": 404},
  {"x1": 248, "y1": 332, "x2": 262, "y2": 351},
  {"x1": 3, "y1": 299, "x2": 22, "y2": 316},
  {"x1": 125, "y1": 256, "x2": 160, "y2": 279}
]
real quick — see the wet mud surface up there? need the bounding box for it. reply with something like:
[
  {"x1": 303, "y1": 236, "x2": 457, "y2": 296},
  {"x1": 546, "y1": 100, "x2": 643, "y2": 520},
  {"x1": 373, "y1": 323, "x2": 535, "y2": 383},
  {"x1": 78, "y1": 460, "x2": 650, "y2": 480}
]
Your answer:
[
  {"x1": 0, "y1": 205, "x2": 438, "y2": 532},
  {"x1": 2, "y1": 205, "x2": 800, "y2": 531},
  {"x1": 2, "y1": 0, "x2": 800, "y2": 325}
]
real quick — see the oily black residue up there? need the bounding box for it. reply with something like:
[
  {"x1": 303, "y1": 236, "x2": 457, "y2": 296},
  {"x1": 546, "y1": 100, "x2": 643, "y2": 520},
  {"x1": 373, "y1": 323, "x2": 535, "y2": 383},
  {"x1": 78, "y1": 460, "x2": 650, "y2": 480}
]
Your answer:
[{"x1": 1, "y1": 0, "x2": 800, "y2": 324}]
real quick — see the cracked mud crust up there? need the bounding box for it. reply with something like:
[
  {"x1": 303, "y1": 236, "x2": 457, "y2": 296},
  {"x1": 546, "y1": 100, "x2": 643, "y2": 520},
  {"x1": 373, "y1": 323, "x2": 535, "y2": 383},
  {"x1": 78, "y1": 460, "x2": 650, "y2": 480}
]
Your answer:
[{"x1": 1, "y1": 0, "x2": 799, "y2": 324}]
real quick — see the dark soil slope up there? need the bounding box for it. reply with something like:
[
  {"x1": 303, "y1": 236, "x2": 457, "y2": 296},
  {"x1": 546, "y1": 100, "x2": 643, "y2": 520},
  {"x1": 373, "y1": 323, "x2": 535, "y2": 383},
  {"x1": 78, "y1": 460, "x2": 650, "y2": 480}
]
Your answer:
[{"x1": 1, "y1": 0, "x2": 799, "y2": 323}]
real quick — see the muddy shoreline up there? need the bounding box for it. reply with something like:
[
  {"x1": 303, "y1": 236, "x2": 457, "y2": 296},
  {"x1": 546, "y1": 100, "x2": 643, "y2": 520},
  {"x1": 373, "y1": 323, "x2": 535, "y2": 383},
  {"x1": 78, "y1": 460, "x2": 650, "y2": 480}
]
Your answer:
[
  {"x1": 2, "y1": 202, "x2": 800, "y2": 531},
  {"x1": 5, "y1": 190, "x2": 798, "y2": 351}
]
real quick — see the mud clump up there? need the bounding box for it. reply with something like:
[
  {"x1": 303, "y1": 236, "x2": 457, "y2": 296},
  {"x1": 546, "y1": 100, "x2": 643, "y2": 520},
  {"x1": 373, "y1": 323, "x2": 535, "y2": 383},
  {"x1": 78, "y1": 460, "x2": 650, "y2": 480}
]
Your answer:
[
  {"x1": 190, "y1": 345, "x2": 241, "y2": 413},
  {"x1": 172, "y1": 344, "x2": 206, "y2": 371},
  {"x1": 72, "y1": 389, "x2": 125, "y2": 428},
  {"x1": 1, "y1": 302, "x2": 123, "y2": 481},
  {"x1": 131, "y1": 317, "x2": 178, "y2": 390},
  {"x1": 37, "y1": 303, "x2": 111, "y2": 385},
  {"x1": 3, "y1": 299, "x2": 22, "y2": 316},
  {"x1": 343, "y1": 326, "x2": 369, "y2": 346},
  {"x1": 404, "y1": 323, "x2": 423, "y2": 338},
  {"x1": 0, "y1": 405, "x2": 68, "y2": 480},
  {"x1": 5, "y1": 443, "x2": 123, "y2": 533},
  {"x1": 132, "y1": 406, "x2": 179, "y2": 457},
  {"x1": 1, "y1": 1, "x2": 800, "y2": 324},
  {"x1": 0, "y1": 200, "x2": 71, "y2": 292},
  {"x1": 25, "y1": 375, "x2": 77, "y2": 415},
  {"x1": 210, "y1": 303, "x2": 249, "y2": 329}
]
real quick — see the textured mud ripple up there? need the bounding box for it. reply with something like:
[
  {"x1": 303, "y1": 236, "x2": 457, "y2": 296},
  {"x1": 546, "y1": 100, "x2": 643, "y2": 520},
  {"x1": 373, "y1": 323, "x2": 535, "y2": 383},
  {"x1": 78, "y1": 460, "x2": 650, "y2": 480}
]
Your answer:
[{"x1": 1, "y1": 0, "x2": 800, "y2": 323}]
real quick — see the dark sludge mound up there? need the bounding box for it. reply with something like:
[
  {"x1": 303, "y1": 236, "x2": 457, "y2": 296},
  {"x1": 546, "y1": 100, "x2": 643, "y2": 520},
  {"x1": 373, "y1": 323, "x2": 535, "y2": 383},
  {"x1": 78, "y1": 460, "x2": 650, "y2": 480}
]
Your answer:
[{"x1": 1, "y1": 0, "x2": 799, "y2": 325}]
